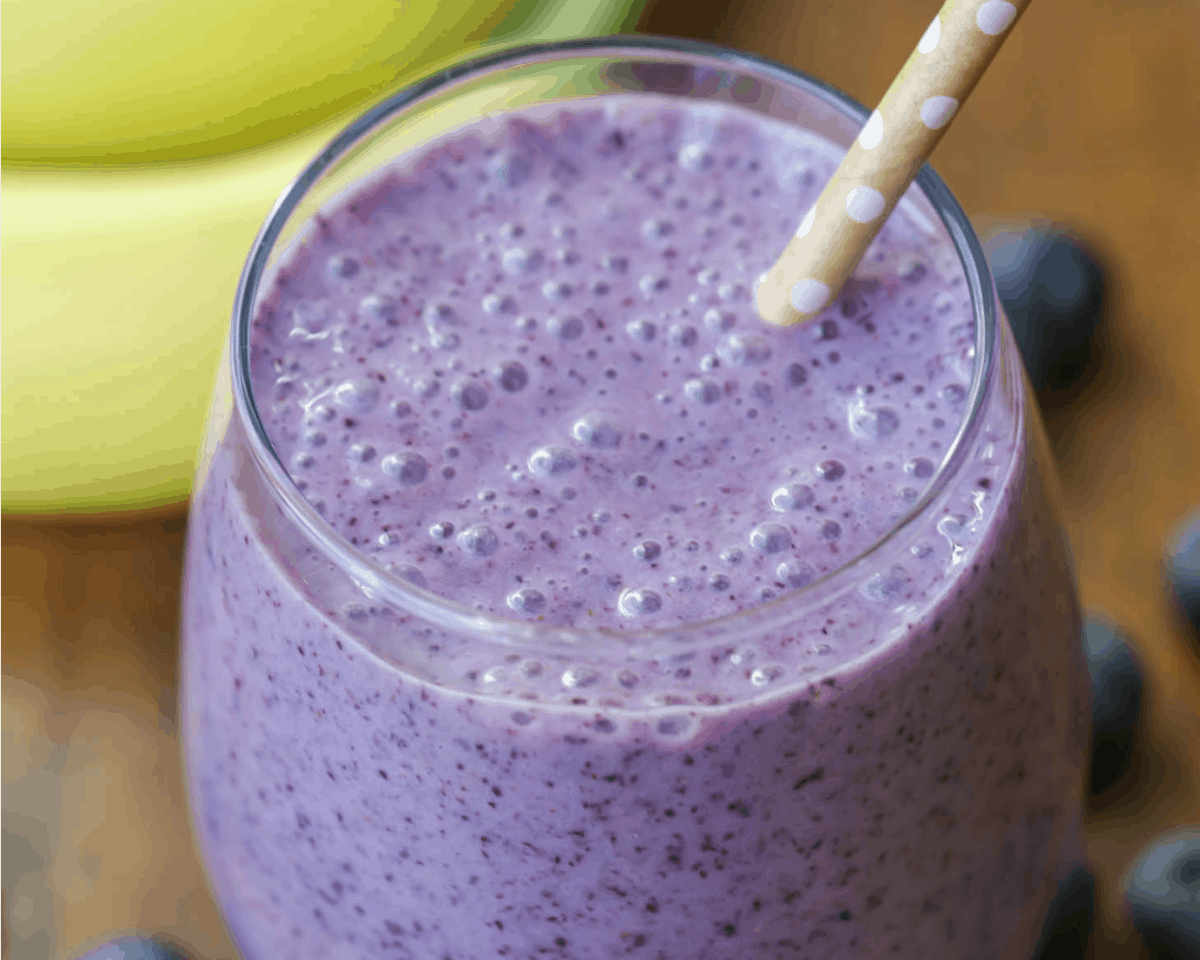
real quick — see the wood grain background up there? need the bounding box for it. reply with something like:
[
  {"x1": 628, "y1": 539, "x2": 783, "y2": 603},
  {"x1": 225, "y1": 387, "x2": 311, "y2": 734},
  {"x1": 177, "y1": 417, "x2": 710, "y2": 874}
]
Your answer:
[{"x1": 4, "y1": 1, "x2": 1198, "y2": 957}]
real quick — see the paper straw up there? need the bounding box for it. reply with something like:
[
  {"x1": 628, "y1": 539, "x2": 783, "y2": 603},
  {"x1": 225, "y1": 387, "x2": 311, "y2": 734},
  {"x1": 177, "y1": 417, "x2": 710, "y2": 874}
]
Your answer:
[{"x1": 756, "y1": 0, "x2": 1033, "y2": 327}]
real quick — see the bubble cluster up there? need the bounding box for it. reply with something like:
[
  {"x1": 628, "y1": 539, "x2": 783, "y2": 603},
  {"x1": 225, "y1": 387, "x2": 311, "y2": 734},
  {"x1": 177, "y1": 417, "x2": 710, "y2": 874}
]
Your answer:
[{"x1": 251, "y1": 95, "x2": 981, "y2": 646}]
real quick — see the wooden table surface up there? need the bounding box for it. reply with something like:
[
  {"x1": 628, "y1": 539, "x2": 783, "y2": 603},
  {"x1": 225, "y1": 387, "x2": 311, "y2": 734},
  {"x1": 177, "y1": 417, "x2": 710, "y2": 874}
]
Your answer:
[{"x1": 4, "y1": 1, "x2": 1198, "y2": 957}]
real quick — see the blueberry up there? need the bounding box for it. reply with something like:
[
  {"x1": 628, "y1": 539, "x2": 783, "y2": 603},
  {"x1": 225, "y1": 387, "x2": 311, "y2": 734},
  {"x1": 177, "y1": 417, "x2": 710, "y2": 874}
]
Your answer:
[
  {"x1": 1123, "y1": 828, "x2": 1200, "y2": 960},
  {"x1": 984, "y1": 221, "x2": 1105, "y2": 392},
  {"x1": 1081, "y1": 612, "x2": 1143, "y2": 799},
  {"x1": 74, "y1": 936, "x2": 192, "y2": 960},
  {"x1": 1165, "y1": 508, "x2": 1200, "y2": 637},
  {"x1": 1028, "y1": 865, "x2": 1094, "y2": 960}
]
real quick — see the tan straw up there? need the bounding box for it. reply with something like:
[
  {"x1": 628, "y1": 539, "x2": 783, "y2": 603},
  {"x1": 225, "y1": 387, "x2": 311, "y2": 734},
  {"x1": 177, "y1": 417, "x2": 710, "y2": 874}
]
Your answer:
[{"x1": 756, "y1": 0, "x2": 1033, "y2": 327}]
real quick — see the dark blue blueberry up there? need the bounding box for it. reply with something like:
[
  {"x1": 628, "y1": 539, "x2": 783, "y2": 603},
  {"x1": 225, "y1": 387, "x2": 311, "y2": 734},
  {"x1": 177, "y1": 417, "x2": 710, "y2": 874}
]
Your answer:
[
  {"x1": 1165, "y1": 508, "x2": 1200, "y2": 638},
  {"x1": 1124, "y1": 828, "x2": 1200, "y2": 960},
  {"x1": 1081, "y1": 613, "x2": 1143, "y2": 799},
  {"x1": 1028, "y1": 864, "x2": 1094, "y2": 960},
  {"x1": 984, "y1": 221, "x2": 1105, "y2": 392},
  {"x1": 75, "y1": 935, "x2": 192, "y2": 960}
]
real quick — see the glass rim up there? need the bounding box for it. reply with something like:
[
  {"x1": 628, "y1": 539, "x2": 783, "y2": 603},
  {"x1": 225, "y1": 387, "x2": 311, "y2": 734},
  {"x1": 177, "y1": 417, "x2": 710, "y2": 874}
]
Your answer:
[{"x1": 230, "y1": 35, "x2": 999, "y2": 651}]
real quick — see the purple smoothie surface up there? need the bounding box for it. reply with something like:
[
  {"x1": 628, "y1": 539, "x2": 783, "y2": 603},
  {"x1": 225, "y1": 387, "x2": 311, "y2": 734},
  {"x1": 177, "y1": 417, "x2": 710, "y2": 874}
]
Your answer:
[{"x1": 250, "y1": 97, "x2": 976, "y2": 634}]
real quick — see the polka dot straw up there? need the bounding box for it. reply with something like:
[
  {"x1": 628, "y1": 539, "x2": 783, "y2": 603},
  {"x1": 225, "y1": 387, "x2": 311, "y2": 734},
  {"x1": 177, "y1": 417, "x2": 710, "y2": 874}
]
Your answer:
[{"x1": 756, "y1": 0, "x2": 1032, "y2": 327}]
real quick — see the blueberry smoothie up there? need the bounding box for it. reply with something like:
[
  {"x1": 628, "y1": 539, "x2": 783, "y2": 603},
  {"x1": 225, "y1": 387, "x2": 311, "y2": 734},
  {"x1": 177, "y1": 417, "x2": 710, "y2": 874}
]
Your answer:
[{"x1": 182, "y1": 80, "x2": 1088, "y2": 960}]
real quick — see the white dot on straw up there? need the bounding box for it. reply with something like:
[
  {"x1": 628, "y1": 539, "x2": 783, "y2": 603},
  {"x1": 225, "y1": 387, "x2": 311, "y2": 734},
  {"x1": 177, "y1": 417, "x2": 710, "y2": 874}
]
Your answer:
[
  {"x1": 919, "y1": 95, "x2": 959, "y2": 129},
  {"x1": 858, "y1": 110, "x2": 885, "y2": 150},
  {"x1": 845, "y1": 186, "x2": 886, "y2": 224},
  {"x1": 918, "y1": 16, "x2": 941, "y2": 54},
  {"x1": 791, "y1": 279, "x2": 832, "y2": 314},
  {"x1": 976, "y1": 0, "x2": 1017, "y2": 35},
  {"x1": 795, "y1": 206, "x2": 817, "y2": 238},
  {"x1": 921, "y1": 95, "x2": 960, "y2": 130}
]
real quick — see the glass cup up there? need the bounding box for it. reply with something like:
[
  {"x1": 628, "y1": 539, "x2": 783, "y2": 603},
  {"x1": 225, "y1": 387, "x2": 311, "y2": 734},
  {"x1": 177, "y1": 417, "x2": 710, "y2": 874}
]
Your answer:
[{"x1": 181, "y1": 37, "x2": 1090, "y2": 960}]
